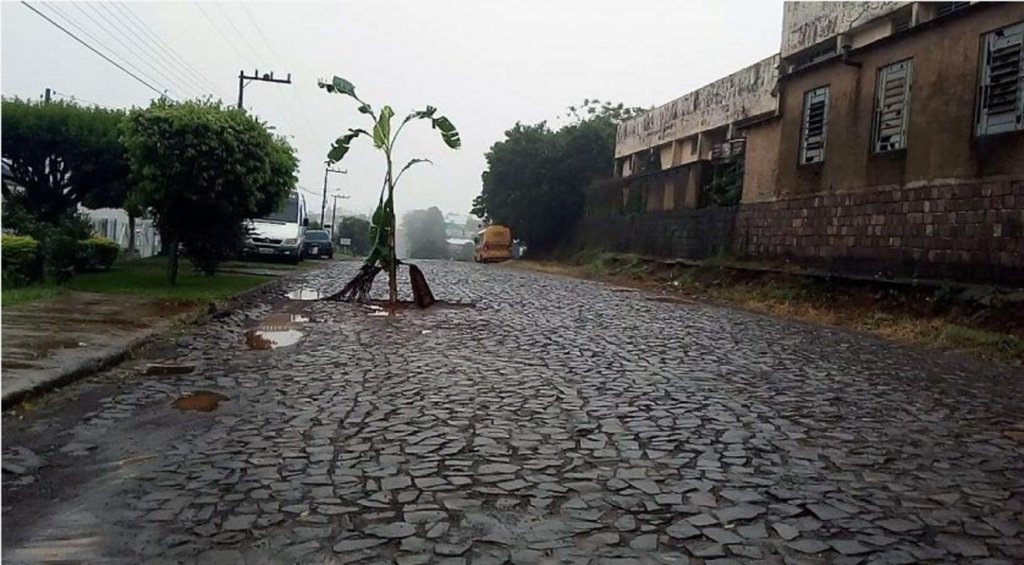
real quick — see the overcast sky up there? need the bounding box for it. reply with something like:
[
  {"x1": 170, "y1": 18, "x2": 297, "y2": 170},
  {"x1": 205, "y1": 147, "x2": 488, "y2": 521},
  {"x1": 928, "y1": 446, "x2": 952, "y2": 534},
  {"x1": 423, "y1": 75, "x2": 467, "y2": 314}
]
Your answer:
[{"x1": 1, "y1": 1, "x2": 784, "y2": 219}]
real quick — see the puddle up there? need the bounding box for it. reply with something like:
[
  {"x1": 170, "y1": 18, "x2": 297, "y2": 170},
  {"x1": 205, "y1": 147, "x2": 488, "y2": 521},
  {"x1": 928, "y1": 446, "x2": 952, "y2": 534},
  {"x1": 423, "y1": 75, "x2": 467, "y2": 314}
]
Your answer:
[
  {"x1": 244, "y1": 329, "x2": 304, "y2": 350},
  {"x1": 173, "y1": 391, "x2": 229, "y2": 412},
  {"x1": 645, "y1": 295, "x2": 697, "y2": 305},
  {"x1": 362, "y1": 300, "x2": 475, "y2": 318},
  {"x1": 243, "y1": 312, "x2": 310, "y2": 349},
  {"x1": 286, "y1": 288, "x2": 323, "y2": 300}
]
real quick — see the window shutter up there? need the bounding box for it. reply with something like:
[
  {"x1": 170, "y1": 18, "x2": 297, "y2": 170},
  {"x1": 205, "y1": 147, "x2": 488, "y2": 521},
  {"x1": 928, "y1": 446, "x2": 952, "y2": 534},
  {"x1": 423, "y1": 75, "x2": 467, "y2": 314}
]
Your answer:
[
  {"x1": 874, "y1": 60, "x2": 913, "y2": 152},
  {"x1": 977, "y1": 22, "x2": 1024, "y2": 136},
  {"x1": 801, "y1": 86, "x2": 829, "y2": 164}
]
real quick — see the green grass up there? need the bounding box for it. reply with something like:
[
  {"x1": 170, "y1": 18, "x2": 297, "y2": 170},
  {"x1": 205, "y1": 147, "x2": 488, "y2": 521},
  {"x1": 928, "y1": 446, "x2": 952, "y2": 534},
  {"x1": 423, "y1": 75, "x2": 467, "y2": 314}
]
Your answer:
[
  {"x1": 937, "y1": 324, "x2": 1024, "y2": 360},
  {"x1": 1, "y1": 283, "x2": 64, "y2": 307},
  {"x1": 3, "y1": 257, "x2": 275, "y2": 306},
  {"x1": 68, "y1": 258, "x2": 272, "y2": 302}
]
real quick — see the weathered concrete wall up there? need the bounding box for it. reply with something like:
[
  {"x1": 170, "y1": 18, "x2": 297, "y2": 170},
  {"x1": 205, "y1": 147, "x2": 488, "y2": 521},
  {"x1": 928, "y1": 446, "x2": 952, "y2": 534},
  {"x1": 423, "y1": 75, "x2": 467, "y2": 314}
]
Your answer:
[
  {"x1": 781, "y1": 1, "x2": 908, "y2": 57},
  {"x1": 765, "y1": 2, "x2": 1024, "y2": 198},
  {"x1": 614, "y1": 56, "x2": 780, "y2": 159},
  {"x1": 733, "y1": 177, "x2": 1024, "y2": 284}
]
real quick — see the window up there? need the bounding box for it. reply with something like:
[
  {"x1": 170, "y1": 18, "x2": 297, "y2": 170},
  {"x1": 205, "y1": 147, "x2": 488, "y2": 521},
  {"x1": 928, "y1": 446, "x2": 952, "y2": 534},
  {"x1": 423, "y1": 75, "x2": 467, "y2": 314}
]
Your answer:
[
  {"x1": 800, "y1": 86, "x2": 830, "y2": 164},
  {"x1": 874, "y1": 60, "x2": 913, "y2": 153},
  {"x1": 977, "y1": 22, "x2": 1024, "y2": 136}
]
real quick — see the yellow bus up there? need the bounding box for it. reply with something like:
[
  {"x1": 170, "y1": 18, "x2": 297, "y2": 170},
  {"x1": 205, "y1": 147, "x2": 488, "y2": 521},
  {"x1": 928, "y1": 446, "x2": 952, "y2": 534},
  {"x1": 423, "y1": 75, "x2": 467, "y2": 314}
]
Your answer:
[{"x1": 474, "y1": 225, "x2": 512, "y2": 263}]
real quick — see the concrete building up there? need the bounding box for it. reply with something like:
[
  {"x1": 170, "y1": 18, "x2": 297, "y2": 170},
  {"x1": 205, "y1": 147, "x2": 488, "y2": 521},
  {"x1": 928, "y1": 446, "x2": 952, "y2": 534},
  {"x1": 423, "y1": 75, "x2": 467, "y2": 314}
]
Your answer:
[{"x1": 584, "y1": 2, "x2": 1024, "y2": 284}]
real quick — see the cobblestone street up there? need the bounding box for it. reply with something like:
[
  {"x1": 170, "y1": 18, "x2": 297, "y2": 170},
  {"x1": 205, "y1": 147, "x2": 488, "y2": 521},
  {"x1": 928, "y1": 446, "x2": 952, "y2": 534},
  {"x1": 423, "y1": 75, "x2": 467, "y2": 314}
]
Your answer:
[{"x1": 3, "y1": 260, "x2": 1022, "y2": 565}]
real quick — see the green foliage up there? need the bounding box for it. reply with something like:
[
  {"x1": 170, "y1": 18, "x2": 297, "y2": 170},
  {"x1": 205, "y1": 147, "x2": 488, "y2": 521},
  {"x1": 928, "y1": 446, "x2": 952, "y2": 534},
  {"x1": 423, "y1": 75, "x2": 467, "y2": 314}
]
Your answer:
[
  {"x1": 1, "y1": 97, "x2": 131, "y2": 222},
  {"x1": 69, "y1": 256, "x2": 271, "y2": 303},
  {"x1": 43, "y1": 217, "x2": 92, "y2": 285},
  {"x1": 317, "y1": 75, "x2": 460, "y2": 302},
  {"x1": 402, "y1": 207, "x2": 449, "y2": 260},
  {"x1": 472, "y1": 100, "x2": 643, "y2": 255},
  {"x1": 337, "y1": 217, "x2": 372, "y2": 255},
  {"x1": 708, "y1": 160, "x2": 744, "y2": 207},
  {"x1": 77, "y1": 236, "x2": 120, "y2": 271},
  {"x1": 121, "y1": 99, "x2": 298, "y2": 281},
  {"x1": 1, "y1": 234, "x2": 42, "y2": 287}
]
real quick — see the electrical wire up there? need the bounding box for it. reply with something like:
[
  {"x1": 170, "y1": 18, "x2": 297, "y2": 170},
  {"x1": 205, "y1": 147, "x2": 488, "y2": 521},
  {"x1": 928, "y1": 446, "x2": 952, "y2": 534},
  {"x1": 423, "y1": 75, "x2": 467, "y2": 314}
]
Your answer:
[
  {"x1": 69, "y1": 2, "x2": 192, "y2": 99},
  {"x1": 113, "y1": 2, "x2": 225, "y2": 99},
  {"x1": 22, "y1": 2, "x2": 173, "y2": 100}
]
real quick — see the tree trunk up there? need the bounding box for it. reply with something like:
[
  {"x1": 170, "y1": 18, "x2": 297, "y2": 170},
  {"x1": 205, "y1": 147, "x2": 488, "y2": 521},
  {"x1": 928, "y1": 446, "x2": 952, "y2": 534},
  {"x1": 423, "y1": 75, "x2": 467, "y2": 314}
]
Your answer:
[
  {"x1": 387, "y1": 208, "x2": 398, "y2": 305},
  {"x1": 127, "y1": 214, "x2": 137, "y2": 258},
  {"x1": 167, "y1": 236, "x2": 179, "y2": 285}
]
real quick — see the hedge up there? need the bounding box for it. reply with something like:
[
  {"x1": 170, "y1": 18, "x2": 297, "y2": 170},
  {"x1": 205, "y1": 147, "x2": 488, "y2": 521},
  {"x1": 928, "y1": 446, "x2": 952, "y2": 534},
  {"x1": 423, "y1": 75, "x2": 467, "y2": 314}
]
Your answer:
[
  {"x1": 77, "y1": 236, "x2": 119, "y2": 272},
  {"x1": 2, "y1": 234, "x2": 42, "y2": 287}
]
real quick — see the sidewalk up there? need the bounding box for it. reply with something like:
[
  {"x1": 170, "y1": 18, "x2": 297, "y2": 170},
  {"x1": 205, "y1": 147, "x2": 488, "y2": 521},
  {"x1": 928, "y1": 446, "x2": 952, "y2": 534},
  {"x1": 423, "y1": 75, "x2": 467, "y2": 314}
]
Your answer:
[{"x1": 1, "y1": 292, "x2": 195, "y2": 408}]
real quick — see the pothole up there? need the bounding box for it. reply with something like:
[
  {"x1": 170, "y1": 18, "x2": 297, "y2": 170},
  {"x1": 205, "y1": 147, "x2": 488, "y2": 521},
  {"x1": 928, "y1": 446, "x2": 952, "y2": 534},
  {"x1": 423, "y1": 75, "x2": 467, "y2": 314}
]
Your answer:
[
  {"x1": 286, "y1": 288, "x2": 324, "y2": 300},
  {"x1": 173, "y1": 391, "x2": 229, "y2": 412},
  {"x1": 244, "y1": 312, "x2": 309, "y2": 349}
]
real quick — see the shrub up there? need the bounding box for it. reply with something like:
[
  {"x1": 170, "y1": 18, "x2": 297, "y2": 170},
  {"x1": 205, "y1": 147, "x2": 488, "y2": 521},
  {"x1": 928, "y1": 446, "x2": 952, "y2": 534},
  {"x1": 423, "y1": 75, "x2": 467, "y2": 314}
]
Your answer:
[
  {"x1": 42, "y1": 215, "x2": 93, "y2": 285},
  {"x1": 77, "y1": 236, "x2": 119, "y2": 271},
  {"x1": 1, "y1": 234, "x2": 42, "y2": 287}
]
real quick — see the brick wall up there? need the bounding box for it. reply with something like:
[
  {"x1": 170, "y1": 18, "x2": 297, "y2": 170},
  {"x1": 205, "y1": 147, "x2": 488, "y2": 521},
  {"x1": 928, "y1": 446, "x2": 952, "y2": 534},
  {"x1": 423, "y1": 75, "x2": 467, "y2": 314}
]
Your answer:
[
  {"x1": 581, "y1": 176, "x2": 1024, "y2": 284},
  {"x1": 734, "y1": 177, "x2": 1024, "y2": 284}
]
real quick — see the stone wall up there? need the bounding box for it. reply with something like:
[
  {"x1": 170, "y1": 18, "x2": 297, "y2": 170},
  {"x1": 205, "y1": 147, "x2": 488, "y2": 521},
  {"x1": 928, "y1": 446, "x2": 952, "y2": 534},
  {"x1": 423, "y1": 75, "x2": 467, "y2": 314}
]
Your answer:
[
  {"x1": 582, "y1": 176, "x2": 1024, "y2": 285},
  {"x1": 734, "y1": 177, "x2": 1024, "y2": 284},
  {"x1": 581, "y1": 206, "x2": 738, "y2": 260}
]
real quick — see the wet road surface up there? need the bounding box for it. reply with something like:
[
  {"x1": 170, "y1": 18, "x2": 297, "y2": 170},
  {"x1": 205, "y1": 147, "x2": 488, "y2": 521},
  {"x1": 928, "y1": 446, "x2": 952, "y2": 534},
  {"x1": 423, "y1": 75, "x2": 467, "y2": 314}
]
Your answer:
[{"x1": 3, "y1": 260, "x2": 1023, "y2": 564}]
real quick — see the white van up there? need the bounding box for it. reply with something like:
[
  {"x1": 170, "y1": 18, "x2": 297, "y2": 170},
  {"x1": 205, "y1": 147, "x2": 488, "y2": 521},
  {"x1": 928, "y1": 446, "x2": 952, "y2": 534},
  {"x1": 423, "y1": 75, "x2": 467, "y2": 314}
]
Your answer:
[{"x1": 243, "y1": 191, "x2": 308, "y2": 263}]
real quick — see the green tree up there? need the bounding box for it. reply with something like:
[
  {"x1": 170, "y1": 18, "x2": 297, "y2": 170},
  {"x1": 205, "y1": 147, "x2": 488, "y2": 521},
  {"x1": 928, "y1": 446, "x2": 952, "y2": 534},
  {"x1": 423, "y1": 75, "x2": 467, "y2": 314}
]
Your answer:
[
  {"x1": 472, "y1": 100, "x2": 643, "y2": 255},
  {"x1": 1, "y1": 97, "x2": 130, "y2": 223},
  {"x1": 121, "y1": 99, "x2": 298, "y2": 283},
  {"x1": 336, "y1": 216, "x2": 372, "y2": 255},
  {"x1": 318, "y1": 76, "x2": 460, "y2": 306},
  {"x1": 402, "y1": 207, "x2": 449, "y2": 260}
]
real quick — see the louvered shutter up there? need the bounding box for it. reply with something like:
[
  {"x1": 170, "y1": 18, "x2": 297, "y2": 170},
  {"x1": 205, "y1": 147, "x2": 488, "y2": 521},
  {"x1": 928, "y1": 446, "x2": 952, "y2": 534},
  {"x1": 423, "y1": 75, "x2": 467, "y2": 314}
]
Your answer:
[
  {"x1": 977, "y1": 22, "x2": 1024, "y2": 136},
  {"x1": 874, "y1": 60, "x2": 913, "y2": 152},
  {"x1": 801, "y1": 86, "x2": 829, "y2": 164}
]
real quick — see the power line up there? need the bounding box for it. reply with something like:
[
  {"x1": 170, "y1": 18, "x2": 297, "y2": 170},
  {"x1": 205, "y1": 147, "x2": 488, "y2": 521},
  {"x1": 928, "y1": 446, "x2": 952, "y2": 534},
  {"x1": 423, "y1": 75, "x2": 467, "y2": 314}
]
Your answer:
[
  {"x1": 70, "y1": 2, "x2": 191, "y2": 99},
  {"x1": 22, "y1": 2, "x2": 172, "y2": 100},
  {"x1": 113, "y1": 2, "x2": 225, "y2": 99},
  {"x1": 94, "y1": 2, "x2": 207, "y2": 98},
  {"x1": 43, "y1": 1, "x2": 178, "y2": 99}
]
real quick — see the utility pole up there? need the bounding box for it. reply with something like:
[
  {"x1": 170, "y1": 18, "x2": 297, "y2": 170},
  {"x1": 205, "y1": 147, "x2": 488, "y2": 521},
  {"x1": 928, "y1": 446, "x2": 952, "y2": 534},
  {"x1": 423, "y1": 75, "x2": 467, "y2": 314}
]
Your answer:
[
  {"x1": 44, "y1": 88, "x2": 51, "y2": 103},
  {"x1": 322, "y1": 165, "x2": 346, "y2": 227},
  {"x1": 237, "y1": 69, "x2": 292, "y2": 110},
  {"x1": 331, "y1": 193, "x2": 350, "y2": 235}
]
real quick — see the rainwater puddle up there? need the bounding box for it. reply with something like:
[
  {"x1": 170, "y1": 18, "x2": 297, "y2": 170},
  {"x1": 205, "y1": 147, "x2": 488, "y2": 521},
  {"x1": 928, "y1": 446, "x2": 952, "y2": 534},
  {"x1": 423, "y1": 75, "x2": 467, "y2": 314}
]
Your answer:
[
  {"x1": 286, "y1": 288, "x2": 323, "y2": 300},
  {"x1": 244, "y1": 312, "x2": 309, "y2": 349},
  {"x1": 173, "y1": 391, "x2": 229, "y2": 412},
  {"x1": 244, "y1": 329, "x2": 304, "y2": 350}
]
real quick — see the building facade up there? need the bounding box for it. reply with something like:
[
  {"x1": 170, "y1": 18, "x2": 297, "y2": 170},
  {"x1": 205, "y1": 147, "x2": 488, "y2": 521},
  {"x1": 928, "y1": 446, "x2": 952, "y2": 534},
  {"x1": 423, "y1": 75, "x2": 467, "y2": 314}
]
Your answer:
[{"x1": 584, "y1": 2, "x2": 1024, "y2": 283}]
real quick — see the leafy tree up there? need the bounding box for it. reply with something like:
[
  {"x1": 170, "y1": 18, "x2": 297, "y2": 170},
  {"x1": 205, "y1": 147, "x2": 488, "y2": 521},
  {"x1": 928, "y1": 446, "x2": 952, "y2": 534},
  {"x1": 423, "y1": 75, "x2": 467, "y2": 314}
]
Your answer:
[
  {"x1": 121, "y1": 99, "x2": 297, "y2": 283},
  {"x1": 318, "y1": 76, "x2": 460, "y2": 306},
  {"x1": 472, "y1": 100, "x2": 643, "y2": 255},
  {"x1": 402, "y1": 207, "x2": 449, "y2": 260},
  {"x1": 1, "y1": 97, "x2": 130, "y2": 223},
  {"x1": 336, "y1": 216, "x2": 372, "y2": 255}
]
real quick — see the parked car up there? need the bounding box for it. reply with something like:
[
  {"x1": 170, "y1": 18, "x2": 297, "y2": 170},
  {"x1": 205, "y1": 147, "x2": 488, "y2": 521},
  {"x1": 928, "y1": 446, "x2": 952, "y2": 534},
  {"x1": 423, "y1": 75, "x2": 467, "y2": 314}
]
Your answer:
[
  {"x1": 302, "y1": 229, "x2": 333, "y2": 259},
  {"x1": 243, "y1": 191, "x2": 307, "y2": 264}
]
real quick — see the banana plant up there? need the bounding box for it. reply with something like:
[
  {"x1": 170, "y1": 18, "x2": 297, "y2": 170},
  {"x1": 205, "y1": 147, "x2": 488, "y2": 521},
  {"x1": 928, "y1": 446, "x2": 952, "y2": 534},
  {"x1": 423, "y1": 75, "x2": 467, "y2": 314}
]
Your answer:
[{"x1": 318, "y1": 76, "x2": 460, "y2": 306}]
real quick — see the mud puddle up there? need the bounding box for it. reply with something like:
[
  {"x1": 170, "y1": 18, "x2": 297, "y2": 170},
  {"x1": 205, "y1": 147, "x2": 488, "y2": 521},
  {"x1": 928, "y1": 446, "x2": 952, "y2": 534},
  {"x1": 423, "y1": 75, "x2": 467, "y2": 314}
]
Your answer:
[{"x1": 173, "y1": 391, "x2": 229, "y2": 412}]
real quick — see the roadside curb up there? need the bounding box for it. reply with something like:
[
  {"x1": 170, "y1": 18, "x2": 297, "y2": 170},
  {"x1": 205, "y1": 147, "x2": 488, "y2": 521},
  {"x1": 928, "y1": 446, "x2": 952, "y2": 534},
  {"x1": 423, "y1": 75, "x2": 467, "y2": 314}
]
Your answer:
[{"x1": 1, "y1": 265, "x2": 313, "y2": 411}]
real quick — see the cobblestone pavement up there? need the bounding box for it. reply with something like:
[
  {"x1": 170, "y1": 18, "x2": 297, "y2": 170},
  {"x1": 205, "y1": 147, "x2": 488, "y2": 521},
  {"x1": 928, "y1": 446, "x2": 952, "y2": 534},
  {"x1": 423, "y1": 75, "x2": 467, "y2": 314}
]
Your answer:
[{"x1": 3, "y1": 260, "x2": 1023, "y2": 565}]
